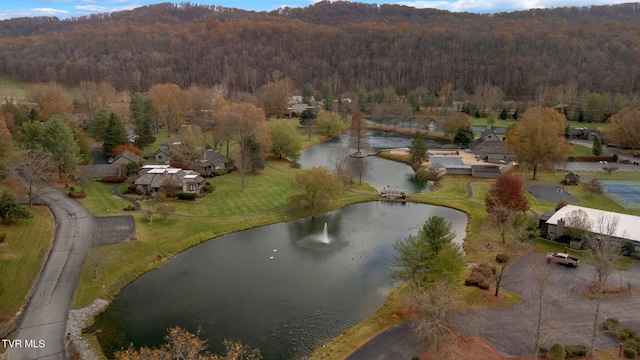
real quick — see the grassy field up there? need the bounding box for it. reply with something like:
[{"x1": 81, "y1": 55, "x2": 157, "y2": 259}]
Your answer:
[
  {"x1": 471, "y1": 117, "x2": 606, "y2": 131},
  {"x1": 0, "y1": 206, "x2": 54, "y2": 322},
  {"x1": 77, "y1": 182, "x2": 132, "y2": 214}
]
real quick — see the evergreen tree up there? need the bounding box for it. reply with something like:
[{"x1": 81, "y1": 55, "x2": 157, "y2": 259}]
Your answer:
[
  {"x1": 0, "y1": 190, "x2": 32, "y2": 224},
  {"x1": 41, "y1": 115, "x2": 81, "y2": 181},
  {"x1": 453, "y1": 126, "x2": 474, "y2": 147},
  {"x1": 130, "y1": 92, "x2": 155, "y2": 149},
  {"x1": 244, "y1": 134, "x2": 265, "y2": 173},
  {"x1": 592, "y1": 135, "x2": 603, "y2": 156},
  {"x1": 390, "y1": 216, "x2": 464, "y2": 289},
  {"x1": 408, "y1": 132, "x2": 429, "y2": 170},
  {"x1": 301, "y1": 84, "x2": 314, "y2": 105},
  {"x1": 102, "y1": 112, "x2": 128, "y2": 156},
  {"x1": 500, "y1": 108, "x2": 509, "y2": 120},
  {"x1": 321, "y1": 83, "x2": 333, "y2": 111},
  {"x1": 90, "y1": 108, "x2": 110, "y2": 141}
]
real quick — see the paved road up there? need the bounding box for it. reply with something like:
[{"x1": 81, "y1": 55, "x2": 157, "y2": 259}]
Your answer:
[
  {"x1": 346, "y1": 321, "x2": 427, "y2": 360},
  {"x1": 6, "y1": 186, "x2": 95, "y2": 360}
]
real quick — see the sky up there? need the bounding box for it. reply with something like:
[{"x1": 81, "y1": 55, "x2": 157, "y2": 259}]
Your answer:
[{"x1": 0, "y1": 0, "x2": 628, "y2": 20}]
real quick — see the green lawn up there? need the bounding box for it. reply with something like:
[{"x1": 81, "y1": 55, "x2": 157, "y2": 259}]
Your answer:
[
  {"x1": 72, "y1": 160, "x2": 375, "y2": 308},
  {"x1": 77, "y1": 182, "x2": 132, "y2": 215},
  {"x1": 570, "y1": 143, "x2": 594, "y2": 157},
  {"x1": 0, "y1": 206, "x2": 54, "y2": 322}
]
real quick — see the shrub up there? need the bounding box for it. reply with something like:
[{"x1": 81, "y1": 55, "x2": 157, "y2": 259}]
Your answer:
[
  {"x1": 624, "y1": 328, "x2": 638, "y2": 339},
  {"x1": 213, "y1": 168, "x2": 229, "y2": 176},
  {"x1": 548, "y1": 343, "x2": 566, "y2": 360},
  {"x1": 564, "y1": 345, "x2": 587, "y2": 357},
  {"x1": 602, "y1": 317, "x2": 620, "y2": 331},
  {"x1": 539, "y1": 346, "x2": 548, "y2": 355},
  {"x1": 0, "y1": 233, "x2": 5, "y2": 243},
  {"x1": 626, "y1": 340, "x2": 640, "y2": 352},
  {"x1": 203, "y1": 182, "x2": 215, "y2": 193},
  {"x1": 415, "y1": 168, "x2": 429, "y2": 183},
  {"x1": 496, "y1": 253, "x2": 510, "y2": 264},
  {"x1": 176, "y1": 192, "x2": 198, "y2": 201},
  {"x1": 101, "y1": 176, "x2": 127, "y2": 183},
  {"x1": 123, "y1": 205, "x2": 136, "y2": 211},
  {"x1": 68, "y1": 191, "x2": 87, "y2": 199},
  {"x1": 624, "y1": 347, "x2": 637, "y2": 359},
  {"x1": 613, "y1": 154, "x2": 619, "y2": 162},
  {"x1": 477, "y1": 263, "x2": 496, "y2": 277}
]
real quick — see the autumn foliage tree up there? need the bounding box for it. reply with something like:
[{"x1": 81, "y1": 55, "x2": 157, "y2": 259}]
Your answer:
[
  {"x1": 288, "y1": 166, "x2": 343, "y2": 210},
  {"x1": 506, "y1": 106, "x2": 571, "y2": 179},
  {"x1": 485, "y1": 174, "x2": 530, "y2": 243},
  {"x1": 112, "y1": 144, "x2": 141, "y2": 157},
  {"x1": 604, "y1": 107, "x2": 640, "y2": 150},
  {"x1": 149, "y1": 83, "x2": 188, "y2": 136},
  {"x1": 114, "y1": 326, "x2": 261, "y2": 360}
]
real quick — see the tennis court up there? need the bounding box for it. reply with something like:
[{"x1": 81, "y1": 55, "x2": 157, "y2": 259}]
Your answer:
[{"x1": 601, "y1": 181, "x2": 640, "y2": 210}]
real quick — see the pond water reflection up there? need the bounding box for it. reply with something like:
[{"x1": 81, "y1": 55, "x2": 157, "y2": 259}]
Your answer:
[
  {"x1": 94, "y1": 202, "x2": 467, "y2": 359},
  {"x1": 299, "y1": 131, "x2": 446, "y2": 193}
]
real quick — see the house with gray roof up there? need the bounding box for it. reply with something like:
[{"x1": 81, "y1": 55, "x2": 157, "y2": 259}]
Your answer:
[
  {"x1": 134, "y1": 166, "x2": 205, "y2": 196},
  {"x1": 112, "y1": 149, "x2": 140, "y2": 166},
  {"x1": 197, "y1": 149, "x2": 234, "y2": 174},
  {"x1": 471, "y1": 127, "x2": 516, "y2": 163}
]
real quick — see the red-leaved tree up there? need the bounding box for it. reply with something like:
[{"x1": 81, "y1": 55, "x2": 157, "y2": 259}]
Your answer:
[
  {"x1": 485, "y1": 173, "x2": 530, "y2": 243},
  {"x1": 111, "y1": 144, "x2": 141, "y2": 157}
]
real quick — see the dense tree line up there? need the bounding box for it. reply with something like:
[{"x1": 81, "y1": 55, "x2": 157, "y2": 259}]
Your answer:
[{"x1": 0, "y1": 2, "x2": 639, "y2": 98}]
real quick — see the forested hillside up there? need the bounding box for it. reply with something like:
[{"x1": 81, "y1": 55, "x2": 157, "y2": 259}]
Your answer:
[{"x1": 0, "y1": 1, "x2": 639, "y2": 98}]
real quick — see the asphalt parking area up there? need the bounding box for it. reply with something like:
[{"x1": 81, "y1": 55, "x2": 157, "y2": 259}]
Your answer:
[{"x1": 455, "y1": 252, "x2": 640, "y2": 357}]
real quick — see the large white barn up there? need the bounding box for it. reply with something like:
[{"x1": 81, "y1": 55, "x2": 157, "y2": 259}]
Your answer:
[{"x1": 545, "y1": 204, "x2": 640, "y2": 251}]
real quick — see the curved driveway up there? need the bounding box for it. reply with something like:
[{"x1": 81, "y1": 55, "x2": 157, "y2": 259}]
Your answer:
[{"x1": 7, "y1": 186, "x2": 95, "y2": 360}]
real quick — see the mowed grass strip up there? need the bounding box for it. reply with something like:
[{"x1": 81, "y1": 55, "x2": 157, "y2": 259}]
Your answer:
[{"x1": 0, "y1": 206, "x2": 54, "y2": 322}]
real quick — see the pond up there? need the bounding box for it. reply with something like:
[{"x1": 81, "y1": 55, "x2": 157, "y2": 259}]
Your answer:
[
  {"x1": 299, "y1": 131, "x2": 446, "y2": 193},
  {"x1": 93, "y1": 202, "x2": 467, "y2": 359}
]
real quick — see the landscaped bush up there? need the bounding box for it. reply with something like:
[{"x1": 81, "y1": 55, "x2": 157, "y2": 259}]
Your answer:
[
  {"x1": 564, "y1": 345, "x2": 587, "y2": 357},
  {"x1": 68, "y1": 191, "x2": 87, "y2": 199},
  {"x1": 613, "y1": 154, "x2": 619, "y2": 162},
  {"x1": 101, "y1": 176, "x2": 127, "y2": 183},
  {"x1": 203, "y1": 182, "x2": 215, "y2": 193},
  {"x1": 0, "y1": 233, "x2": 5, "y2": 243},
  {"x1": 602, "y1": 317, "x2": 620, "y2": 331},
  {"x1": 464, "y1": 266, "x2": 491, "y2": 290},
  {"x1": 538, "y1": 346, "x2": 548, "y2": 355},
  {"x1": 477, "y1": 263, "x2": 496, "y2": 276},
  {"x1": 414, "y1": 168, "x2": 429, "y2": 183},
  {"x1": 548, "y1": 343, "x2": 566, "y2": 360},
  {"x1": 626, "y1": 340, "x2": 640, "y2": 352},
  {"x1": 176, "y1": 192, "x2": 198, "y2": 201},
  {"x1": 213, "y1": 168, "x2": 229, "y2": 176},
  {"x1": 624, "y1": 347, "x2": 637, "y2": 359},
  {"x1": 123, "y1": 205, "x2": 136, "y2": 211},
  {"x1": 624, "y1": 328, "x2": 638, "y2": 339}
]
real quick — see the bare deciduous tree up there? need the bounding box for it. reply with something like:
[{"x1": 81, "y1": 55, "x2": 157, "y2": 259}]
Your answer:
[
  {"x1": 588, "y1": 214, "x2": 623, "y2": 358},
  {"x1": 520, "y1": 254, "x2": 572, "y2": 360},
  {"x1": 15, "y1": 147, "x2": 55, "y2": 206},
  {"x1": 407, "y1": 280, "x2": 462, "y2": 360}
]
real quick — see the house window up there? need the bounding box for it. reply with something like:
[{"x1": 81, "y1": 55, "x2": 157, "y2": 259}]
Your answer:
[
  {"x1": 158, "y1": 155, "x2": 163, "y2": 160},
  {"x1": 188, "y1": 183, "x2": 196, "y2": 192}
]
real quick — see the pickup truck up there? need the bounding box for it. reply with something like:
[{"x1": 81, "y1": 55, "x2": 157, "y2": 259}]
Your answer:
[{"x1": 546, "y1": 253, "x2": 579, "y2": 267}]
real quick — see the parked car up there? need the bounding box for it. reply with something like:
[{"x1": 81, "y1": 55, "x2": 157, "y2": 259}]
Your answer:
[{"x1": 546, "y1": 252, "x2": 579, "y2": 267}]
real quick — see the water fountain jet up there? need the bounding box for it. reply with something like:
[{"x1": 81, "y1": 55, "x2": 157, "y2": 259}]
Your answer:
[{"x1": 321, "y1": 223, "x2": 329, "y2": 244}]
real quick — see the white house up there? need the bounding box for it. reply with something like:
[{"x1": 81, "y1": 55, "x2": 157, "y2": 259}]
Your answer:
[{"x1": 545, "y1": 204, "x2": 640, "y2": 250}]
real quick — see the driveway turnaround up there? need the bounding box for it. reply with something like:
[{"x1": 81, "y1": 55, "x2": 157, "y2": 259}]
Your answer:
[
  {"x1": 456, "y1": 252, "x2": 640, "y2": 357},
  {"x1": 6, "y1": 186, "x2": 95, "y2": 360},
  {"x1": 349, "y1": 252, "x2": 640, "y2": 359}
]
